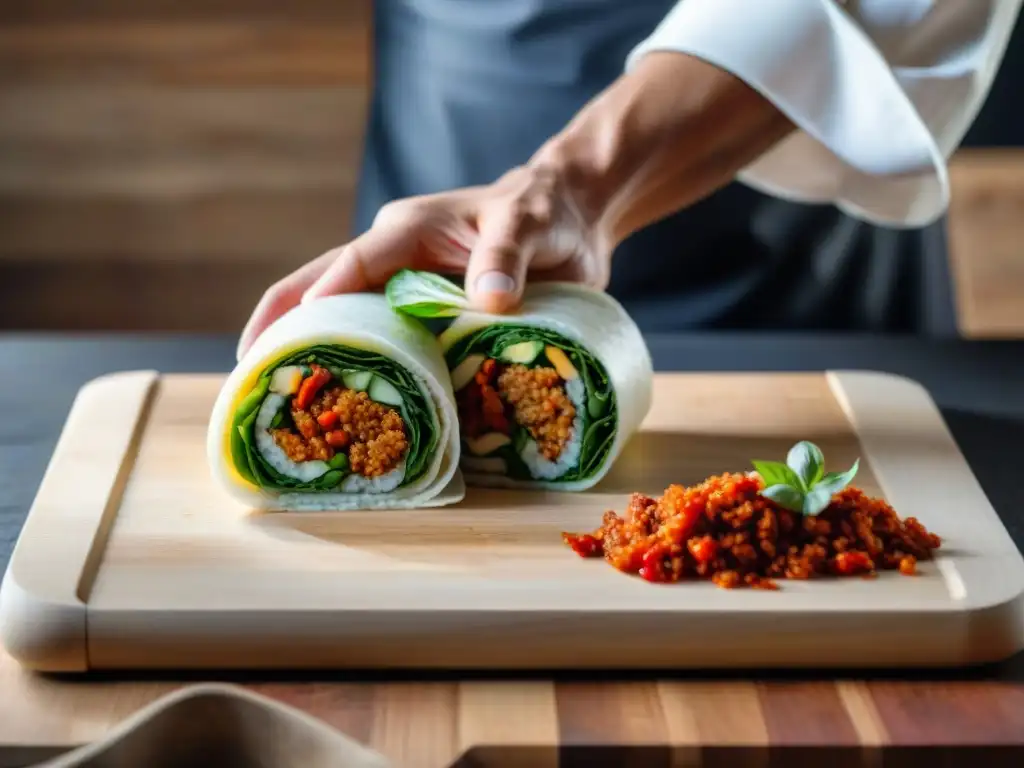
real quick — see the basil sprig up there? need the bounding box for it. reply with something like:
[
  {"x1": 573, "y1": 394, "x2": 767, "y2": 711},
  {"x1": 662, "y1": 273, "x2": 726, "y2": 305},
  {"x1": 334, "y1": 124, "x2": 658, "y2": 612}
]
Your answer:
[
  {"x1": 752, "y1": 440, "x2": 859, "y2": 517},
  {"x1": 386, "y1": 269, "x2": 470, "y2": 319}
]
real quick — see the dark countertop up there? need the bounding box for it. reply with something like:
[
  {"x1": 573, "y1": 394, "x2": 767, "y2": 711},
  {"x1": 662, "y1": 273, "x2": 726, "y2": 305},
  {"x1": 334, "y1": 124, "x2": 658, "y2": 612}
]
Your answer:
[{"x1": 2, "y1": 331, "x2": 1024, "y2": 575}]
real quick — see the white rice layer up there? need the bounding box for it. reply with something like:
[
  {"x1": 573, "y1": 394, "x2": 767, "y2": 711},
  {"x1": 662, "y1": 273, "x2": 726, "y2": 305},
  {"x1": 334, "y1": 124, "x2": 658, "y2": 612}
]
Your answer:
[
  {"x1": 341, "y1": 459, "x2": 407, "y2": 494},
  {"x1": 517, "y1": 376, "x2": 585, "y2": 480},
  {"x1": 253, "y1": 393, "x2": 331, "y2": 482}
]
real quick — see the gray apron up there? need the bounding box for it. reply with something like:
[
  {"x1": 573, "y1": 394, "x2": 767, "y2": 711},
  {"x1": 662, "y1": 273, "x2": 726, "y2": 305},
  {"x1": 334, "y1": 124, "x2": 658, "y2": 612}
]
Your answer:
[{"x1": 355, "y1": 0, "x2": 958, "y2": 335}]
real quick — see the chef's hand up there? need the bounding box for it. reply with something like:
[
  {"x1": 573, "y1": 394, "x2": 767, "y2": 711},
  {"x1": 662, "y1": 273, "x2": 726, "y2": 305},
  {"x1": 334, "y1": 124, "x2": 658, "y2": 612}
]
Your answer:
[
  {"x1": 237, "y1": 52, "x2": 793, "y2": 360},
  {"x1": 236, "y1": 165, "x2": 608, "y2": 360}
]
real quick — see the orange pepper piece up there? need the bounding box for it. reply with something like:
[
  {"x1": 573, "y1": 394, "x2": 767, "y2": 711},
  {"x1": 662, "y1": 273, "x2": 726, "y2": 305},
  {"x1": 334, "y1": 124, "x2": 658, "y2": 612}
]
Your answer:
[
  {"x1": 295, "y1": 365, "x2": 331, "y2": 410},
  {"x1": 317, "y1": 410, "x2": 339, "y2": 430}
]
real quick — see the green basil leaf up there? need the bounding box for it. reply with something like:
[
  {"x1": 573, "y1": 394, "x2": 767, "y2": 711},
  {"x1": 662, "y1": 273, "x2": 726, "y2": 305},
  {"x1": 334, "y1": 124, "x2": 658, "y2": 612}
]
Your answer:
[
  {"x1": 786, "y1": 440, "x2": 824, "y2": 491},
  {"x1": 801, "y1": 486, "x2": 833, "y2": 516},
  {"x1": 801, "y1": 460, "x2": 860, "y2": 515},
  {"x1": 761, "y1": 484, "x2": 805, "y2": 513},
  {"x1": 751, "y1": 460, "x2": 802, "y2": 489},
  {"x1": 816, "y1": 460, "x2": 860, "y2": 496},
  {"x1": 385, "y1": 269, "x2": 470, "y2": 318}
]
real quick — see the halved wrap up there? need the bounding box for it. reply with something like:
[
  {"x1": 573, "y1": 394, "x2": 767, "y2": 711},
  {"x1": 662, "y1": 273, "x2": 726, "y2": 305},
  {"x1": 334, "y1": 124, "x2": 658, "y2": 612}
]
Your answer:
[
  {"x1": 437, "y1": 282, "x2": 653, "y2": 490},
  {"x1": 208, "y1": 294, "x2": 464, "y2": 511}
]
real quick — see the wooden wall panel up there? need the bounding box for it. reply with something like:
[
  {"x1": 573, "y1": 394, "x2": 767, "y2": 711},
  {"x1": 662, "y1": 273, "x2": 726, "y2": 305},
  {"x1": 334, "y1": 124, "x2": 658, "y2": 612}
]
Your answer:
[
  {"x1": 0, "y1": 85, "x2": 362, "y2": 261},
  {"x1": 0, "y1": 23, "x2": 368, "y2": 85},
  {"x1": 0, "y1": 0, "x2": 371, "y2": 332},
  {"x1": 0, "y1": 1, "x2": 366, "y2": 24},
  {"x1": 947, "y1": 150, "x2": 1024, "y2": 339}
]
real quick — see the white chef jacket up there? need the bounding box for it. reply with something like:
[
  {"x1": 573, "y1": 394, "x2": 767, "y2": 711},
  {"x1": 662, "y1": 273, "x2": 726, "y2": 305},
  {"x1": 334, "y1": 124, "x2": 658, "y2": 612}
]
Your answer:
[{"x1": 628, "y1": 0, "x2": 1023, "y2": 227}]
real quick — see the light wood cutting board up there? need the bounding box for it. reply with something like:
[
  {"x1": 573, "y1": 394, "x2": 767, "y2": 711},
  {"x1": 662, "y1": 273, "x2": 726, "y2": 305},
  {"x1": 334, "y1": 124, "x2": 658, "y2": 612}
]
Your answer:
[{"x1": 2, "y1": 371, "x2": 1022, "y2": 673}]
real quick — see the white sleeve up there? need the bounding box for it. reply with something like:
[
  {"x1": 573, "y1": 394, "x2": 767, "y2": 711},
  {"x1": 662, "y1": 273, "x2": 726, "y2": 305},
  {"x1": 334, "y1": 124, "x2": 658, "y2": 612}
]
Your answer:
[{"x1": 626, "y1": 0, "x2": 1022, "y2": 228}]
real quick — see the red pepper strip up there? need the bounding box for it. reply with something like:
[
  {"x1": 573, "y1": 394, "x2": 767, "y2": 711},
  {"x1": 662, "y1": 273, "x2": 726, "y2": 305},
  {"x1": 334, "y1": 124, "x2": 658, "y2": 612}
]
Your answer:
[
  {"x1": 639, "y1": 545, "x2": 667, "y2": 582},
  {"x1": 295, "y1": 365, "x2": 331, "y2": 410},
  {"x1": 325, "y1": 430, "x2": 350, "y2": 448},
  {"x1": 638, "y1": 567, "x2": 662, "y2": 582},
  {"x1": 562, "y1": 533, "x2": 602, "y2": 558},
  {"x1": 317, "y1": 410, "x2": 339, "y2": 430},
  {"x1": 688, "y1": 536, "x2": 718, "y2": 564}
]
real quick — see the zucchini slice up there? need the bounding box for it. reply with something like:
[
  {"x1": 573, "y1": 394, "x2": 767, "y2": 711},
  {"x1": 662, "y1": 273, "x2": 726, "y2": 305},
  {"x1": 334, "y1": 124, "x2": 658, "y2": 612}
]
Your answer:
[
  {"x1": 342, "y1": 370, "x2": 373, "y2": 392},
  {"x1": 498, "y1": 340, "x2": 543, "y2": 365},
  {"x1": 368, "y1": 375, "x2": 404, "y2": 407}
]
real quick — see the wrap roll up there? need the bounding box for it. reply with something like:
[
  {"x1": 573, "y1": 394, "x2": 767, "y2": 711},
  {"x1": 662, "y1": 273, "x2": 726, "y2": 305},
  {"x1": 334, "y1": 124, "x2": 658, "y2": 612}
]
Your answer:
[
  {"x1": 438, "y1": 283, "x2": 653, "y2": 491},
  {"x1": 208, "y1": 294, "x2": 464, "y2": 511}
]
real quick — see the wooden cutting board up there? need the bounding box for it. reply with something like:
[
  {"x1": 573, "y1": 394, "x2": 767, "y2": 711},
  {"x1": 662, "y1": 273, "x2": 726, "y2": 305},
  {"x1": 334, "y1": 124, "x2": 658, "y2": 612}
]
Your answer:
[{"x1": 2, "y1": 371, "x2": 1023, "y2": 672}]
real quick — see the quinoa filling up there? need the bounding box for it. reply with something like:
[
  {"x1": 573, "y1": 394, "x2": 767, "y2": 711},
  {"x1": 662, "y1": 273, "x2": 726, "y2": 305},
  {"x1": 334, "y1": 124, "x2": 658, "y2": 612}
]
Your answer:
[
  {"x1": 445, "y1": 328, "x2": 615, "y2": 482},
  {"x1": 270, "y1": 370, "x2": 408, "y2": 479},
  {"x1": 229, "y1": 345, "x2": 437, "y2": 493},
  {"x1": 457, "y1": 360, "x2": 576, "y2": 462}
]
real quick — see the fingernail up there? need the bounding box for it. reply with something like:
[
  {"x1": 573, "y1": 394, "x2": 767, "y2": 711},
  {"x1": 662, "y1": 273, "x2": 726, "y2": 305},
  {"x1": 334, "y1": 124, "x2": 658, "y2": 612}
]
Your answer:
[{"x1": 474, "y1": 271, "x2": 515, "y2": 295}]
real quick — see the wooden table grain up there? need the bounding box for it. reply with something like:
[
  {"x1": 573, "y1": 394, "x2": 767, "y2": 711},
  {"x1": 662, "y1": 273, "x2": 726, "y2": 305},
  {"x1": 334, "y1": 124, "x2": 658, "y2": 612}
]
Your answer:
[
  {"x1": 3, "y1": 334, "x2": 1024, "y2": 767},
  {"x1": 5, "y1": 651, "x2": 1024, "y2": 767}
]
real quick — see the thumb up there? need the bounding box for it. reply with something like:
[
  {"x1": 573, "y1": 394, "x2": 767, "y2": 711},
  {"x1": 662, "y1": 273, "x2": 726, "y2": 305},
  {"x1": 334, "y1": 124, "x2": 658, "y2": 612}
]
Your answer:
[{"x1": 465, "y1": 208, "x2": 531, "y2": 314}]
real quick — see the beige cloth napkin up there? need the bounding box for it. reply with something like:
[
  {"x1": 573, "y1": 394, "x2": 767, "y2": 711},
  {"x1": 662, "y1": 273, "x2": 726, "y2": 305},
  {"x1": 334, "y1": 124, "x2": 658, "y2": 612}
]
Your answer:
[{"x1": 32, "y1": 683, "x2": 392, "y2": 768}]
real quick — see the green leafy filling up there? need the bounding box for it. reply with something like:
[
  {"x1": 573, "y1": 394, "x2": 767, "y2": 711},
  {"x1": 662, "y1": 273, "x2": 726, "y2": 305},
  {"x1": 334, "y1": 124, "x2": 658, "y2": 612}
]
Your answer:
[
  {"x1": 229, "y1": 345, "x2": 437, "y2": 493},
  {"x1": 447, "y1": 326, "x2": 616, "y2": 482}
]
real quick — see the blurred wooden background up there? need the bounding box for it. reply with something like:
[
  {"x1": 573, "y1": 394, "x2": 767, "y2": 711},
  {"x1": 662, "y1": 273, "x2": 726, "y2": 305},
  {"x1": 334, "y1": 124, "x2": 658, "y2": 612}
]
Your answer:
[{"x1": 0, "y1": 1, "x2": 1021, "y2": 337}]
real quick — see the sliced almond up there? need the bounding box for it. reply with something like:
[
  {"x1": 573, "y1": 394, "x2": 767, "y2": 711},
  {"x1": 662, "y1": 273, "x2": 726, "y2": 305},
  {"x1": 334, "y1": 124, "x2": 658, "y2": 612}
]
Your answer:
[
  {"x1": 450, "y1": 354, "x2": 486, "y2": 391},
  {"x1": 544, "y1": 346, "x2": 578, "y2": 380},
  {"x1": 466, "y1": 432, "x2": 512, "y2": 456}
]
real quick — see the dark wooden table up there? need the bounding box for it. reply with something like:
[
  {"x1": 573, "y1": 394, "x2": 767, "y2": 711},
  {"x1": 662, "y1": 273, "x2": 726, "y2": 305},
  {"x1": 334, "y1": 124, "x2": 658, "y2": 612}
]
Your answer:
[{"x1": 3, "y1": 332, "x2": 1024, "y2": 768}]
